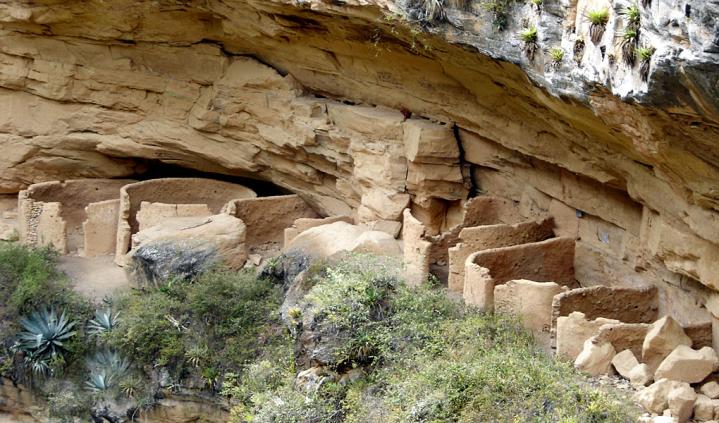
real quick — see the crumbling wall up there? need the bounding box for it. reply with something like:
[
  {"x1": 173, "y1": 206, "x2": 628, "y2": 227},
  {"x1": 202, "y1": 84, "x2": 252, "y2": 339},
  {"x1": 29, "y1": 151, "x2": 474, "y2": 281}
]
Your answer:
[
  {"x1": 223, "y1": 194, "x2": 319, "y2": 251},
  {"x1": 83, "y1": 199, "x2": 120, "y2": 257},
  {"x1": 18, "y1": 179, "x2": 133, "y2": 254},
  {"x1": 115, "y1": 178, "x2": 256, "y2": 263},
  {"x1": 447, "y1": 217, "x2": 555, "y2": 292},
  {"x1": 137, "y1": 202, "x2": 212, "y2": 231},
  {"x1": 464, "y1": 237, "x2": 578, "y2": 311}
]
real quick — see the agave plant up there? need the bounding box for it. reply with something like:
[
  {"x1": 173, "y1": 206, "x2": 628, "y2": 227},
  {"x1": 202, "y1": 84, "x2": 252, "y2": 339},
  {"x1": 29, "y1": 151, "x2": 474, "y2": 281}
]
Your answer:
[
  {"x1": 85, "y1": 349, "x2": 131, "y2": 392},
  {"x1": 119, "y1": 375, "x2": 143, "y2": 398},
  {"x1": 17, "y1": 308, "x2": 76, "y2": 360},
  {"x1": 87, "y1": 308, "x2": 121, "y2": 335},
  {"x1": 86, "y1": 370, "x2": 112, "y2": 392}
]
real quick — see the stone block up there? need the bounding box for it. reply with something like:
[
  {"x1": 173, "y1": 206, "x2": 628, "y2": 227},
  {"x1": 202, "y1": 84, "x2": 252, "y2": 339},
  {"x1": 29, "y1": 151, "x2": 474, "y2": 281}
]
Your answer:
[
  {"x1": 643, "y1": 316, "x2": 693, "y2": 371},
  {"x1": 82, "y1": 199, "x2": 120, "y2": 257},
  {"x1": 556, "y1": 311, "x2": 619, "y2": 361},
  {"x1": 494, "y1": 279, "x2": 569, "y2": 350},
  {"x1": 574, "y1": 336, "x2": 616, "y2": 376}
]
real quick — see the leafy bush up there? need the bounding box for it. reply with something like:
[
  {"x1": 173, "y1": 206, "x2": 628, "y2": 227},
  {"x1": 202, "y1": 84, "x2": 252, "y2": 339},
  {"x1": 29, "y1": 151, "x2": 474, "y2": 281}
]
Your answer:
[
  {"x1": 107, "y1": 268, "x2": 284, "y2": 376},
  {"x1": 637, "y1": 46, "x2": 654, "y2": 81},
  {"x1": 229, "y1": 255, "x2": 638, "y2": 422}
]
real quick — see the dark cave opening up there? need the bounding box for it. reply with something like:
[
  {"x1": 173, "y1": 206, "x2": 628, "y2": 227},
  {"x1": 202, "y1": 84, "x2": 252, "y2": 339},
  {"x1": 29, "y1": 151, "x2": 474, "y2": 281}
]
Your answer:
[{"x1": 129, "y1": 160, "x2": 291, "y2": 198}]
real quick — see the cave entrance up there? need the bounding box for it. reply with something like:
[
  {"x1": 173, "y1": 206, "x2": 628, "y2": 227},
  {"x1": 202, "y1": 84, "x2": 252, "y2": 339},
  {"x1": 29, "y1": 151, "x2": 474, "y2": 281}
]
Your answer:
[{"x1": 129, "y1": 160, "x2": 291, "y2": 198}]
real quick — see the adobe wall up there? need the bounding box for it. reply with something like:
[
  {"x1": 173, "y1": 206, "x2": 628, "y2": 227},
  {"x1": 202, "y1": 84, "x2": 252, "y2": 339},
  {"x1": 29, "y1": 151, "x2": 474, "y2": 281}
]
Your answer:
[
  {"x1": 223, "y1": 195, "x2": 319, "y2": 249},
  {"x1": 463, "y1": 128, "x2": 713, "y2": 327},
  {"x1": 115, "y1": 178, "x2": 256, "y2": 263},
  {"x1": 137, "y1": 202, "x2": 212, "y2": 231},
  {"x1": 447, "y1": 217, "x2": 555, "y2": 293},
  {"x1": 83, "y1": 199, "x2": 120, "y2": 257},
  {"x1": 403, "y1": 196, "x2": 530, "y2": 286},
  {"x1": 19, "y1": 179, "x2": 134, "y2": 254},
  {"x1": 552, "y1": 286, "x2": 659, "y2": 326},
  {"x1": 463, "y1": 237, "x2": 578, "y2": 311}
]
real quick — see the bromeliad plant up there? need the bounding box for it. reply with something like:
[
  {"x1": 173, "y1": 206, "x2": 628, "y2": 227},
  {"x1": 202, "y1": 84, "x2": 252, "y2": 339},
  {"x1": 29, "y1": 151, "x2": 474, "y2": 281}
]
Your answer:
[
  {"x1": 16, "y1": 308, "x2": 77, "y2": 375},
  {"x1": 587, "y1": 8, "x2": 610, "y2": 44},
  {"x1": 87, "y1": 308, "x2": 121, "y2": 335},
  {"x1": 549, "y1": 47, "x2": 564, "y2": 68},
  {"x1": 620, "y1": 28, "x2": 638, "y2": 64},
  {"x1": 519, "y1": 26, "x2": 539, "y2": 61},
  {"x1": 636, "y1": 46, "x2": 654, "y2": 81}
]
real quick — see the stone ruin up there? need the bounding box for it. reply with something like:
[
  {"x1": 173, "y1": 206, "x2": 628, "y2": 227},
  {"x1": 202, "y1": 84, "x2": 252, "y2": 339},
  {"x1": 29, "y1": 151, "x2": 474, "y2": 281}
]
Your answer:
[{"x1": 18, "y1": 179, "x2": 135, "y2": 256}]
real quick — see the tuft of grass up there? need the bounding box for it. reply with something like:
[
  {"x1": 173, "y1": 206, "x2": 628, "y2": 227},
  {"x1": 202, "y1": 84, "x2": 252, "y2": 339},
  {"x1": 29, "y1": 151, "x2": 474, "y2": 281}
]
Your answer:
[
  {"x1": 587, "y1": 8, "x2": 609, "y2": 44},
  {"x1": 636, "y1": 45, "x2": 654, "y2": 61},
  {"x1": 550, "y1": 47, "x2": 565, "y2": 63}
]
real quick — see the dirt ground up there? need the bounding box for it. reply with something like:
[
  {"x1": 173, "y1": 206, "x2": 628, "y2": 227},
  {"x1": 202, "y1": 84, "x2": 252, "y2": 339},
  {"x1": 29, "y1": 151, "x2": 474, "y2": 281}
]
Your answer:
[{"x1": 57, "y1": 255, "x2": 131, "y2": 302}]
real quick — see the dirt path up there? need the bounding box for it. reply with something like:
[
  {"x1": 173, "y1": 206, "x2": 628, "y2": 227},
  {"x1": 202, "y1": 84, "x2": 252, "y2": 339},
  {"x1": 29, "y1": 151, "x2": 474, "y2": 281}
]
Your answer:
[{"x1": 57, "y1": 255, "x2": 131, "y2": 302}]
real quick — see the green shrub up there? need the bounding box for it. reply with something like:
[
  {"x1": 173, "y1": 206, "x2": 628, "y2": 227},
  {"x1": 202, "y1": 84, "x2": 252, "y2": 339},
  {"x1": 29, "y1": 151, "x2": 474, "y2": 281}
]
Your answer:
[
  {"x1": 519, "y1": 26, "x2": 539, "y2": 60},
  {"x1": 623, "y1": 4, "x2": 641, "y2": 26},
  {"x1": 550, "y1": 47, "x2": 565, "y2": 64},
  {"x1": 232, "y1": 255, "x2": 639, "y2": 422}
]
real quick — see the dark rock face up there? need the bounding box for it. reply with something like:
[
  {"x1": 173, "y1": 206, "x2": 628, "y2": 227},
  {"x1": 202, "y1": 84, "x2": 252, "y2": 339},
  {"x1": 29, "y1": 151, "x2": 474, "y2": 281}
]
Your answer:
[{"x1": 126, "y1": 240, "x2": 219, "y2": 288}]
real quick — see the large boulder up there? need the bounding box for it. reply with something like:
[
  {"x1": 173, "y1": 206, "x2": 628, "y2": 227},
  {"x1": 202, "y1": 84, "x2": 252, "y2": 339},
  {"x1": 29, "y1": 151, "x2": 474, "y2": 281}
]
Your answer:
[
  {"x1": 634, "y1": 379, "x2": 685, "y2": 415},
  {"x1": 612, "y1": 349, "x2": 640, "y2": 380},
  {"x1": 668, "y1": 383, "x2": 697, "y2": 423},
  {"x1": 574, "y1": 336, "x2": 616, "y2": 376},
  {"x1": 642, "y1": 316, "x2": 693, "y2": 371},
  {"x1": 125, "y1": 214, "x2": 247, "y2": 287},
  {"x1": 655, "y1": 345, "x2": 719, "y2": 384},
  {"x1": 285, "y1": 221, "x2": 402, "y2": 259}
]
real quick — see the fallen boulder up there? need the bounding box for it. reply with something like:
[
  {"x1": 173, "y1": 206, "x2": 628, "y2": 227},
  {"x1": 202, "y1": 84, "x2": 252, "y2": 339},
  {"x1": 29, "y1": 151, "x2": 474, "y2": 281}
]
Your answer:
[
  {"x1": 285, "y1": 221, "x2": 402, "y2": 258},
  {"x1": 634, "y1": 379, "x2": 684, "y2": 415},
  {"x1": 125, "y1": 214, "x2": 247, "y2": 288},
  {"x1": 612, "y1": 349, "x2": 640, "y2": 380},
  {"x1": 642, "y1": 316, "x2": 692, "y2": 371},
  {"x1": 700, "y1": 381, "x2": 719, "y2": 400},
  {"x1": 574, "y1": 336, "x2": 616, "y2": 376},
  {"x1": 655, "y1": 345, "x2": 719, "y2": 384},
  {"x1": 667, "y1": 383, "x2": 697, "y2": 423},
  {"x1": 629, "y1": 363, "x2": 654, "y2": 387}
]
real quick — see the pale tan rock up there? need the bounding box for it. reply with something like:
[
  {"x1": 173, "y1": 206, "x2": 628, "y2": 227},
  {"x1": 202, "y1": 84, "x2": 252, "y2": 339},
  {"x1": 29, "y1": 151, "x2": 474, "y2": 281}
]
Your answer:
[
  {"x1": 655, "y1": 345, "x2": 719, "y2": 384},
  {"x1": 694, "y1": 394, "x2": 719, "y2": 422},
  {"x1": 574, "y1": 336, "x2": 616, "y2": 376},
  {"x1": 402, "y1": 119, "x2": 459, "y2": 163},
  {"x1": 612, "y1": 349, "x2": 640, "y2": 380},
  {"x1": 494, "y1": 279, "x2": 569, "y2": 350},
  {"x1": 700, "y1": 381, "x2": 719, "y2": 399},
  {"x1": 0, "y1": 222, "x2": 18, "y2": 241},
  {"x1": 284, "y1": 215, "x2": 354, "y2": 248},
  {"x1": 362, "y1": 220, "x2": 402, "y2": 238},
  {"x1": 286, "y1": 221, "x2": 401, "y2": 259},
  {"x1": 126, "y1": 214, "x2": 248, "y2": 287},
  {"x1": 630, "y1": 363, "x2": 654, "y2": 387},
  {"x1": 556, "y1": 312, "x2": 620, "y2": 361},
  {"x1": 667, "y1": 383, "x2": 697, "y2": 423},
  {"x1": 643, "y1": 316, "x2": 693, "y2": 371},
  {"x1": 634, "y1": 379, "x2": 683, "y2": 415}
]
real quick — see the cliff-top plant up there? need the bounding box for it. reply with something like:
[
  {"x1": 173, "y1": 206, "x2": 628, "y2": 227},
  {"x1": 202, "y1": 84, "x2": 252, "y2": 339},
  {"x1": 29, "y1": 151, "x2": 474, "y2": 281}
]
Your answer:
[
  {"x1": 519, "y1": 26, "x2": 539, "y2": 61},
  {"x1": 620, "y1": 28, "x2": 638, "y2": 65},
  {"x1": 483, "y1": 0, "x2": 515, "y2": 31},
  {"x1": 549, "y1": 47, "x2": 564, "y2": 68},
  {"x1": 623, "y1": 4, "x2": 641, "y2": 26},
  {"x1": 636, "y1": 46, "x2": 654, "y2": 81},
  {"x1": 587, "y1": 8, "x2": 610, "y2": 44},
  {"x1": 87, "y1": 308, "x2": 120, "y2": 335},
  {"x1": 410, "y1": 0, "x2": 447, "y2": 23}
]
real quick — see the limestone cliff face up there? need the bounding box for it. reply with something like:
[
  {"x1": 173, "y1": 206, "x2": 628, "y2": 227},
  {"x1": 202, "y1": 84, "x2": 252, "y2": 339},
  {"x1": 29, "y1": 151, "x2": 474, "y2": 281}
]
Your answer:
[{"x1": 0, "y1": 1, "x2": 717, "y2": 312}]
